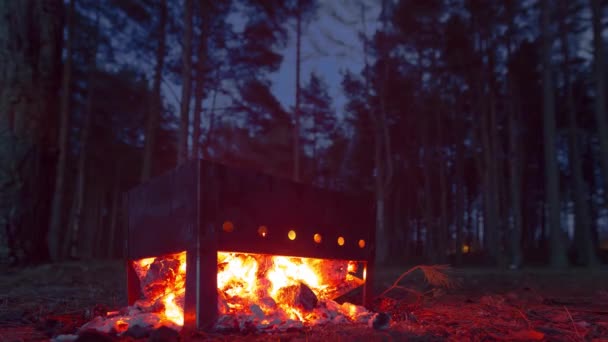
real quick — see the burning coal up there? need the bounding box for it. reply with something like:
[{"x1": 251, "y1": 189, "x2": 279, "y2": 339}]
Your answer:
[
  {"x1": 215, "y1": 251, "x2": 370, "y2": 330},
  {"x1": 132, "y1": 252, "x2": 186, "y2": 326},
  {"x1": 76, "y1": 250, "x2": 382, "y2": 337}
]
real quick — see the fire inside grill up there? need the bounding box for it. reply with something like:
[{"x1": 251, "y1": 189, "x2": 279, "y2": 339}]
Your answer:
[
  {"x1": 114, "y1": 250, "x2": 370, "y2": 332},
  {"x1": 81, "y1": 159, "x2": 377, "y2": 335}
]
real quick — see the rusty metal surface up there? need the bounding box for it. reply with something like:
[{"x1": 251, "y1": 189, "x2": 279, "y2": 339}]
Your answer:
[{"x1": 125, "y1": 159, "x2": 376, "y2": 330}]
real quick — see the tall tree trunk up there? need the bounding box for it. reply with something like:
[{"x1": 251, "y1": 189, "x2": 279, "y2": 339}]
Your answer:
[
  {"x1": 177, "y1": 0, "x2": 193, "y2": 164},
  {"x1": 91, "y1": 184, "x2": 104, "y2": 258},
  {"x1": 436, "y1": 108, "x2": 448, "y2": 263},
  {"x1": 589, "y1": 0, "x2": 608, "y2": 205},
  {"x1": 505, "y1": 4, "x2": 524, "y2": 268},
  {"x1": 64, "y1": 31, "x2": 97, "y2": 258},
  {"x1": 508, "y1": 98, "x2": 524, "y2": 268},
  {"x1": 560, "y1": 2, "x2": 598, "y2": 266},
  {"x1": 485, "y1": 38, "x2": 506, "y2": 266},
  {"x1": 394, "y1": 180, "x2": 405, "y2": 258},
  {"x1": 470, "y1": 32, "x2": 500, "y2": 265},
  {"x1": 375, "y1": 0, "x2": 394, "y2": 264},
  {"x1": 374, "y1": 98, "x2": 393, "y2": 265},
  {"x1": 107, "y1": 163, "x2": 121, "y2": 258},
  {"x1": 359, "y1": 1, "x2": 392, "y2": 264},
  {"x1": 192, "y1": 73, "x2": 203, "y2": 159},
  {"x1": 79, "y1": 179, "x2": 98, "y2": 259},
  {"x1": 141, "y1": 0, "x2": 167, "y2": 181},
  {"x1": 202, "y1": 79, "x2": 218, "y2": 159},
  {"x1": 293, "y1": 0, "x2": 302, "y2": 182},
  {"x1": 67, "y1": 74, "x2": 93, "y2": 258},
  {"x1": 541, "y1": 0, "x2": 568, "y2": 267},
  {"x1": 438, "y1": 159, "x2": 448, "y2": 263},
  {"x1": 192, "y1": 7, "x2": 208, "y2": 160},
  {"x1": 48, "y1": 0, "x2": 75, "y2": 261},
  {"x1": 0, "y1": 0, "x2": 62, "y2": 264},
  {"x1": 311, "y1": 115, "x2": 317, "y2": 183},
  {"x1": 422, "y1": 116, "x2": 435, "y2": 262},
  {"x1": 488, "y1": 95, "x2": 505, "y2": 266},
  {"x1": 479, "y1": 88, "x2": 500, "y2": 264},
  {"x1": 455, "y1": 121, "x2": 465, "y2": 266},
  {"x1": 375, "y1": 119, "x2": 388, "y2": 262}
]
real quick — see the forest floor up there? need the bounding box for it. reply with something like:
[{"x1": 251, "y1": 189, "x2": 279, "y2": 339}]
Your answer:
[{"x1": 0, "y1": 261, "x2": 607, "y2": 341}]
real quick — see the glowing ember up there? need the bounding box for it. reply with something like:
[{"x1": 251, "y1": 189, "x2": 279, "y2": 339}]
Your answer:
[
  {"x1": 82, "y1": 250, "x2": 372, "y2": 336},
  {"x1": 132, "y1": 251, "x2": 364, "y2": 327},
  {"x1": 216, "y1": 252, "x2": 364, "y2": 324},
  {"x1": 132, "y1": 251, "x2": 186, "y2": 326}
]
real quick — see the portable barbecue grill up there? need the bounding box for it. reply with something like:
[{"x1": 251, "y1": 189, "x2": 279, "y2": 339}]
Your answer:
[{"x1": 123, "y1": 159, "x2": 376, "y2": 330}]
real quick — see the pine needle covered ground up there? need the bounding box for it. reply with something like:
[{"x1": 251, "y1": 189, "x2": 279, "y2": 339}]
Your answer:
[{"x1": 1, "y1": 261, "x2": 607, "y2": 341}]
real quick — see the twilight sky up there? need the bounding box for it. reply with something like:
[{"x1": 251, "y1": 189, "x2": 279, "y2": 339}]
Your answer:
[
  {"x1": 156, "y1": 1, "x2": 380, "y2": 134},
  {"x1": 270, "y1": 1, "x2": 381, "y2": 121}
]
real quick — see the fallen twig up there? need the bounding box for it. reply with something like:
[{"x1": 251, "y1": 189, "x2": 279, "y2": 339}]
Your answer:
[
  {"x1": 515, "y1": 307, "x2": 531, "y2": 329},
  {"x1": 564, "y1": 306, "x2": 582, "y2": 341},
  {"x1": 377, "y1": 264, "x2": 453, "y2": 299}
]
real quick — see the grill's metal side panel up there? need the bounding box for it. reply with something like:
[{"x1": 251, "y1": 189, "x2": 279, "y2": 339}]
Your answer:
[{"x1": 212, "y1": 160, "x2": 375, "y2": 262}]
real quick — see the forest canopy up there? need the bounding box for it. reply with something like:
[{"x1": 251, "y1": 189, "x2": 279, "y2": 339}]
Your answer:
[{"x1": 0, "y1": 0, "x2": 607, "y2": 268}]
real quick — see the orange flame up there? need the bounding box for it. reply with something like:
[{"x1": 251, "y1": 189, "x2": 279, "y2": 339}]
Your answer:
[
  {"x1": 132, "y1": 251, "x2": 363, "y2": 328},
  {"x1": 132, "y1": 251, "x2": 186, "y2": 326}
]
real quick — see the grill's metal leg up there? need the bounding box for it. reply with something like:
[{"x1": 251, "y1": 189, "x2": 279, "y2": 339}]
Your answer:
[{"x1": 197, "y1": 231, "x2": 218, "y2": 331}]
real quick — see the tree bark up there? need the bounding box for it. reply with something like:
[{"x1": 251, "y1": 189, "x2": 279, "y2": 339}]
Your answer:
[
  {"x1": 91, "y1": 184, "x2": 104, "y2": 257},
  {"x1": 141, "y1": 0, "x2": 167, "y2": 181},
  {"x1": 293, "y1": 0, "x2": 302, "y2": 182},
  {"x1": 506, "y1": 4, "x2": 523, "y2": 269},
  {"x1": 177, "y1": 0, "x2": 193, "y2": 164},
  {"x1": 480, "y1": 86, "x2": 500, "y2": 264},
  {"x1": 485, "y1": 36, "x2": 506, "y2": 266},
  {"x1": 589, "y1": 0, "x2": 608, "y2": 206},
  {"x1": 508, "y1": 97, "x2": 524, "y2": 268},
  {"x1": 66, "y1": 73, "x2": 93, "y2": 258},
  {"x1": 107, "y1": 163, "x2": 121, "y2": 258},
  {"x1": 375, "y1": 125, "x2": 388, "y2": 263},
  {"x1": 437, "y1": 108, "x2": 448, "y2": 263},
  {"x1": 64, "y1": 28, "x2": 97, "y2": 258},
  {"x1": 454, "y1": 116, "x2": 465, "y2": 266},
  {"x1": 0, "y1": 0, "x2": 62, "y2": 264},
  {"x1": 488, "y1": 94, "x2": 505, "y2": 266},
  {"x1": 48, "y1": 0, "x2": 74, "y2": 261},
  {"x1": 422, "y1": 115, "x2": 435, "y2": 262},
  {"x1": 541, "y1": 0, "x2": 568, "y2": 267},
  {"x1": 559, "y1": 2, "x2": 598, "y2": 266},
  {"x1": 202, "y1": 78, "x2": 218, "y2": 159},
  {"x1": 372, "y1": 99, "x2": 393, "y2": 264}
]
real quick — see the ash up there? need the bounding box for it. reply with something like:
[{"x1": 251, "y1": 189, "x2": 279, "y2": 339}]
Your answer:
[
  {"x1": 215, "y1": 299, "x2": 380, "y2": 333},
  {"x1": 52, "y1": 299, "x2": 386, "y2": 340}
]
